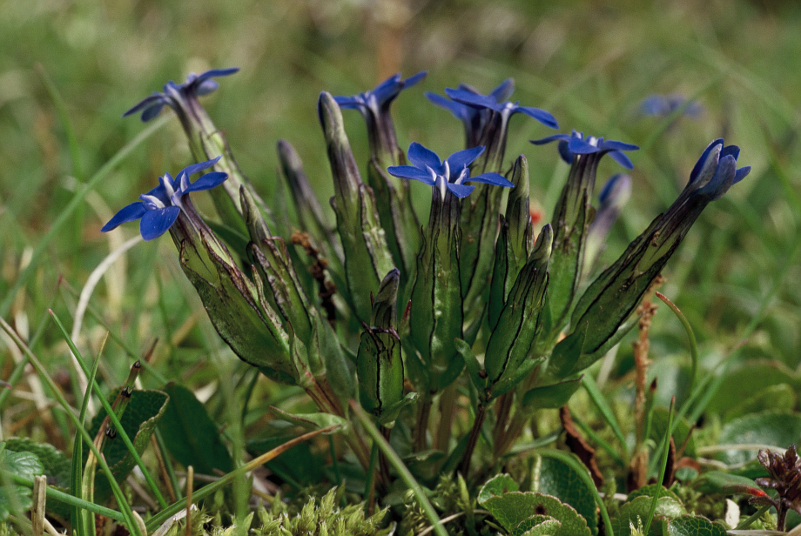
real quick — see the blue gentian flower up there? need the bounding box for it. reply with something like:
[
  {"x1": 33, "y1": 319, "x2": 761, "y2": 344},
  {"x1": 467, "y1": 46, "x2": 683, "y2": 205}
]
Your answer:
[
  {"x1": 101, "y1": 157, "x2": 227, "y2": 240},
  {"x1": 334, "y1": 71, "x2": 426, "y2": 117},
  {"x1": 531, "y1": 130, "x2": 639, "y2": 169},
  {"x1": 444, "y1": 86, "x2": 559, "y2": 130},
  {"x1": 123, "y1": 68, "x2": 239, "y2": 122},
  {"x1": 640, "y1": 94, "x2": 702, "y2": 119},
  {"x1": 425, "y1": 79, "x2": 515, "y2": 146},
  {"x1": 387, "y1": 142, "x2": 513, "y2": 199},
  {"x1": 681, "y1": 138, "x2": 750, "y2": 202}
]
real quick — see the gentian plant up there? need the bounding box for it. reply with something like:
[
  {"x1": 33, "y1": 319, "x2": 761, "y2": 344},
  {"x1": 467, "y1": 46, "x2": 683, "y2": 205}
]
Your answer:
[{"x1": 93, "y1": 66, "x2": 754, "y2": 534}]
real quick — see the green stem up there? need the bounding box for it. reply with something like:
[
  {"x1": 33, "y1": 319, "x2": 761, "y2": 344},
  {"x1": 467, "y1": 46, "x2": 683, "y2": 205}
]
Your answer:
[
  {"x1": 350, "y1": 401, "x2": 447, "y2": 536},
  {"x1": 655, "y1": 292, "x2": 697, "y2": 392},
  {"x1": 643, "y1": 397, "x2": 674, "y2": 536},
  {"x1": 459, "y1": 403, "x2": 486, "y2": 476}
]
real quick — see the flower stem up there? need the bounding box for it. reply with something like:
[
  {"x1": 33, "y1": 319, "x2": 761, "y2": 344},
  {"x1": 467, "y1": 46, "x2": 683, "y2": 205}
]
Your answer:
[{"x1": 459, "y1": 403, "x2": 487, "y2": 476}]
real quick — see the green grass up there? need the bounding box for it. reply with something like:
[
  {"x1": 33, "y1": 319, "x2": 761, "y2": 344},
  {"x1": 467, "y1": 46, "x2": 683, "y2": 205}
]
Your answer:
[{"x1": 2, "y1": 0, "x2": 801, "y2": 533}]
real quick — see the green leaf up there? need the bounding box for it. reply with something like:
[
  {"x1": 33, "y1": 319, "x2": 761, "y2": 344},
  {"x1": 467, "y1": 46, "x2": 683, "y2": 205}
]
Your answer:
[
  {"x1": 522, "y1": 376, "x2": 583, "y2": 410},
  {"x1": 515, "y1": 515, "x2": 561, "y2": 536},
  {"x1": 716, "y1": 410, "x2": 801, "y2": 465},
  {"x1": 478, "y1": 473, "x2": 520, "y2": 504},
  {"x1": 270, "y1": 407, "x2": 349, "y2": 432},
  {"x1": 483, "y1": 492, "x2": 592, "y2": 536},
  {"x1": 88, "y1": 388, "x2": 169, "y2": 501},
  {"x1": 625, "y1": 484, "x2": 681, "y2": 505},
  {"x1": 724, "y1": 383, "x2": 797, "y2": 422},
  {"x1": 455, "y1": 338, "x2": 487, "y2": 392},
  {"x1": 611, "y1": 496, "x2": 686, "y2": 536},
  {"x1": 666, "y1": 515, "x2": 728, "y2": 536},
  {"x1": 157, "y1": 383, "x2": 232, "y2": 476},
  {"x1": 531, "y1": 455, "x2": 599, "y2": 535},
  {"x1": 706, "y1": 360, "x2": 797, "y2": 415},
  {"x1": 693, "y1": 472, "x2": 763, "y2": 496},
  {"x1": 3, "y1": 438, "x2": 70, "y2": 489},
  {"x1": 0, "y1": 447, "x2": 43, "y2": 521}
]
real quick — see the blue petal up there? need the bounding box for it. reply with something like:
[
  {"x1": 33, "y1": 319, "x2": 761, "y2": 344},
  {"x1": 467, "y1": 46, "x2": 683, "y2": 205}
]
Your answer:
[
  {"x1": 445, "y1": 88, "x2": 500, "y2": 111},
  {"x1": 139, "y1": 206, "x2": 181, "y2": 240},
  {"x1": 425, "y1": 92, "x2": 471, "y2": 121},
  {"x1": 445, "y1": 182, "x2": 475, "y2": 198},
  {"x1": 182, "y1": 172, "x2": 228, "y2": 194},
  {"x1": 515, "y1": 106, "x2": 559, "y2": 129},
  {"x1": 698, "y1": 154, "x2": 737, "y2": 200},
  {"x1": 567, "y1": 137, "x2": 601, "y2": 155},
  {"x1": 557, "y1": 140, "x2": 574, "y2": 164},
  {"x1": 601, "y1": 140, "x2": 640, "y2": 152},
  {"x1": 180, "y1": 156, "x2": 223, "y2": 179},
  {"x1": 141, "y1": 103, "x2": 167, "y2": 122},
  {"x1": 403, "y1": 71, "x2": 427, "y2": 89},
  {"x1": 371, "y1": 74, "x2": 403, "y2": 104},
  {"x1": 608, "y1": 150, "x2": 634, "y2": 170},
  {"x1": 334, "y1": 95, "x2": 366, "y2": 109},
  {"x1": 489, "y1": 79, "x2": 515, "y2": 103},
  {"x1": 445, "y1": 146, "x2": 484, "y2": 171},
  {"x1": 640, "y1": 95, "x2": 670, "y2": 116},
  {"x1": 689, "y1": 139, "x2": 724, "y2": 183},
  {"x1": 465, "y1": 172, "x2": 514, "y2": 188},
  {"x1": 407, "y1": 142, "x2": 442, "y2": 171},
  {"x1": 721, "y1": 144, "x2": 741, "y2": 161},
  {"x1": 194, "y1": 67, "x2": 240, "y2": 86},
  {"x1": 123, "y1": 93, "x2": 166, "y2": 119},
  {"x1": 195, "y1": 80, "x2": 219, "y2": 96},
  {"x1": 101, "y1": 202, "x2": 147, "y2": 232},
  {"x1": 733, "y1": 166, "x2": 751, "y2": 185},
  {"x1": 387, "y1": 165, "x2": 435, "y2": 185},
  {"x1": 530, "y1": 134, "x2": 571, "y2": 146}
]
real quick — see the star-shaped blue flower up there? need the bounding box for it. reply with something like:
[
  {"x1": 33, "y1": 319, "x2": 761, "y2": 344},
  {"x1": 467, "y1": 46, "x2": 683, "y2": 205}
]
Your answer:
[
  {"x1": 531, "y1": 130, "x2": 639, "y2": 169},
  {"x1": 425, "y1": 79, "x2": 515, "y2": 131},
  {"x1": 387, "y1": 142, "x2": 514, "y2": 199},
  {"x1": 443, "y1": 85, "x2": 559, "y2": 130},
  {"x1": 101, "y1": 157, "x2": 227, "y2": 240},
  {"x1": 334, "y1": 71, "x2": 427, "y2": 117},
  {"x1": 123, "y1": 68, "x2": 239, "y2": 121}
]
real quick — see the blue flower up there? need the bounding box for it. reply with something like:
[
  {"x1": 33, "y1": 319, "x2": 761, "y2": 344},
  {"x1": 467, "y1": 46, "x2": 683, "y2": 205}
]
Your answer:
[
  {"x1": 387, "y1": 142, "x2": 513, "y2": 199},
  {"x1": 425, "y1": 79, "x2": 515, "y2": 143},
  {"x1": 101, "y1": 157, "x2": 227, "y2": 240},
  {"x1": 334, "y1": 71, "x2": 427, "y2": 117},
  {"x1": 531, "y1": 130, "x2": 639, "y2": 169},
  {"x1": 640, "y1": 94, "x2": 702, "y2": 119},
  {"x1": 443, "y1": 85, "x2": 559, "y2": 130},
  {"x1": 682, "y1": 138, "x2": 750, "y2": 201},
  {"x1": 123, "y1": 68, "x2": 239, "y2": 121}
]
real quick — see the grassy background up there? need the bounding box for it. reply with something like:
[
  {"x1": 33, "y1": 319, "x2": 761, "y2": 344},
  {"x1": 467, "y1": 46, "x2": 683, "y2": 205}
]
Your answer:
[{"x1": 1, "y1": 0, "x2": 800, "y2": 437}]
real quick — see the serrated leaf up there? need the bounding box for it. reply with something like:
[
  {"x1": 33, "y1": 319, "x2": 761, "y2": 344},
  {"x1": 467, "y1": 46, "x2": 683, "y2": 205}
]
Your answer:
[
  {"x1": 716, "y1": 410, "x2": 801, "y2": 465},
  {"x1": 666, "y1": 515, "x2": 728, "y2": 536},
  {"x1": 483, "y1": 491, "x2": 592, "y2": 536},
  {"x1": 625, "y1": 484, "x2": 681, "y2": 504},
  {"x1": 3, "y1": 438, "x2": 70, "y2": 489},
  {"x1": 532, "y1": 455, "x2": 598, "y2": 535},
  {"x1": 157, "y1": 383, "x2": 231, "y2": 477},
  {"x1": 515, "y1": 514, "x2": 561, "y2": 536},
  {"x1": 478, "y1": 473, "x2": 520, "y2": 504},
  {"x1": 87, "y1": 388, "x2": 169, "y2": 501},
  {"x1": 0, "y1": 447, "x2": 43, "y2": 521},
  {"x1": 611, "y1": 496, "x2": 686, "y2": 536}
]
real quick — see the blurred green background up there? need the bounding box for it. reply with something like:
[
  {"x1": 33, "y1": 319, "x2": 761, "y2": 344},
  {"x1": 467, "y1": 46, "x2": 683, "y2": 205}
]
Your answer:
[{"x1": 1, "y1": 0, "x2": 800, "y2": 388}]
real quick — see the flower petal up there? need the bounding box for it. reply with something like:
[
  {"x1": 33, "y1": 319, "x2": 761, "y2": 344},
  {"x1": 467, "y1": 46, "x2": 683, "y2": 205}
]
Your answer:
[
  {"x1": 334, "y1": 95, "x2": 366, "y2": 109},
  {"x1": 407, "y1": 142, "x2": 442, "y2": 171},
  {"x1": 489, "y1": 78, "x2": 515, "y2": 103},
  {"x1": 465, "y1": 172, "x2": 514, "y2": 188},
  {"x1": 567, "y1": 136, "x2": 600, "y2": 154},
  {"x1": 195, "y1": 80, "x2": 220, "y2": 96},
  {"x1": 445, "y1": 182, "x2": 475, "y2": 198},
  {"x1": 530, "y1": 134, "x2": 571, "y2": 146},
  {"x1": 179, "y1": 156, "x2": 223, "y2": 180},
  {"x1": 733, "y1": 166, "x2": 751, "y2": 185},
  {"x1": 445, "y1": 146, "x2": 484, "y2": 172},
  {"x1": 101, "y1": 202, "x2": 147, "y2": 232},
  {"x1": 601, "y1": 140, "x2": 640, "y2": 152},
  {"x1": 515, "y1": 106, "x2": 559, "y2": 129},
  {"x1": 608, "y1": 150, "x2": 634, "y2": 170},
  {"x1": 425, "y1": 92, "x2": 471, "y2": 121},
  {"x1": 689, "y1": 139, "x2": 724, "y2": 184},
  {"x1": 182, "y1": 171, "x2": 228, "y2": 194},
  {"x1": 445, "y1": 88, "x2": 500, "y2": 111},
  {"x1": 123, "y1": 93, "x2": 166, "y2": 118},
  {"x1": 139, "y1": 206, "x2": 180, "y2": 240},
  {"x1": 387, "y1": 165, "x2": 436, "y2": 185},
  {"x1": 140, "y1": 102, "x2": 166, "y2": 122},
  {"x1": 194, "y1": 67, "x2": 240, "y2": 86},
  {"x1": 371, "y1": 73, "x2": 403, "y2": 105}
]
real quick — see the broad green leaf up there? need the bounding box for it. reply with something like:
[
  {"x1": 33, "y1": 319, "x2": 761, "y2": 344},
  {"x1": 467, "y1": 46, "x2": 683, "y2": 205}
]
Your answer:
[
  {"x1": 3, "y1": 438, "x2": 70, "y2": 489},
  {"x1": 157, "y1": 383, "x2": 231, "y2": 476},
  {"x1": 0, "y1": 447, "x2": 44, "y2": 521},
  {"x1": 626, "y1": 484, "x2": 681, "y2": 504},
  {"x1": 611, "y1": 496, "x2": 686, "y2": 536},
  {"x1": 88, "y1": 388, "x2": 169, "y2": 501},
  {"x1": 649, "y1": 408, "x2": 696, "y2": 457},
  {"x1": 706, "y1": 360, "x2": 797, "y2": 415},
  {"x1": 724, "y1": 383, "x2": 796, "y2": 422},
  {"x1": 478, "y1": 473, "x2": 520, "y2": 504},
  {"x1": 483, "y1": 492, "x2": 592, "y2": 536},
  {"x1": 666, "y1": 515, "x2": 728, "y2": 536},
  {"x1": 531, "y1": 455, "x2": 598, "y2": 535},
  {"x1": 716, "y1": 410, "x2": 801, "y2": 465},
  {"x1": 515, "y1": 514, "x2": 561, "y2": 536}
]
